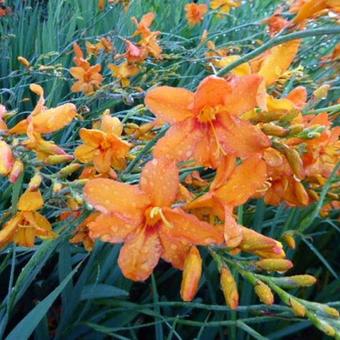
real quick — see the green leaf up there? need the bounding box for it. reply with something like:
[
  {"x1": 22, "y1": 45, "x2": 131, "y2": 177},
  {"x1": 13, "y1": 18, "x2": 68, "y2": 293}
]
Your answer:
[
  {"x1": 80, "y1": 284, "x2": 129, "y2": 300},
  {"x1": 6, "y1": 264, "x2": 80, "y2": 340}
]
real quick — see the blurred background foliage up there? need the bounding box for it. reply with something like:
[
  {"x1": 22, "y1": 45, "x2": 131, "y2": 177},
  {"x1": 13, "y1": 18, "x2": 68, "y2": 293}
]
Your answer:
[{"x1": 0, "y1": 0, "x2": 339, "y2": 339}]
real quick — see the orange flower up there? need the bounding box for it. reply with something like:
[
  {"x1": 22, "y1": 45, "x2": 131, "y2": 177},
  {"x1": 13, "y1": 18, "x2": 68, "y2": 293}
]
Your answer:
[
  {"x1": 145, "y1": 75, "x2": 270, "y2": 168},
  {"x1": 210, "y1": 0, "x2": 241, "y2": 15},
  {"x1": 132, "y1": 12, "x2": 162, "y2": 60},
  {"x1": 188, "y1": 156, "x2": 267, "y2": 247},
  {"x1": 116, "y1": 40, "x2": 148, "y2": 63},
  {"x1": 185, "y1": 3, "x2": 208, "y2": 26},
  {"x1": 0, "y1": 190, "x2": 56, "y2": 248},
  {"x1": 9, "y1": 84, "x2": 76, "y2": 135},
  {"x1": 109, "y1": 61, "x2": 140, "y2": 87},
  {"x1": 292, "y1": 0, "x2": 340, "y2": 24},
  {"x1": 84, "y1": 158, "x2": 223, "y2": 281},
  {"x1": 263, "y1": 12, "x2": 289, "y2": 36},
  {"x1": 75, "y1": 111, "x2": 131, "y2": 174},
  {"x1": 70, "y1": 43, "x2": 103, "y2": 95},
  {"x1": 252, "y1": 40, "x2": 301, "y2": 86},
  {"x1": 86, "y1": 37, "x2": 113, "y2": 56}
]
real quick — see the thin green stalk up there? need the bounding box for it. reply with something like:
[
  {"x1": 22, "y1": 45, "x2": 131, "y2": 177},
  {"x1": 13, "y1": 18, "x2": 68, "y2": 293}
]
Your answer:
[{"x1": 217, "y1": 27, "x2": 340, "y2": 76}]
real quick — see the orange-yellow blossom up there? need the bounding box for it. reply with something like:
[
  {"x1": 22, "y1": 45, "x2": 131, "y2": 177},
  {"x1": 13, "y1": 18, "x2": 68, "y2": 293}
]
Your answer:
[
  {"x1": 185, "y1": 3, "x2": 208, "y2": 26},
  {"x1": 84, "y1": 158, "x2": 223, "y2": 282},
  {"x1": 145, "y1": 75, "x2": 270, "y2": 168},
  {"x1": 75, "y1": 111, "x2": 131, "y2": 174},
  {"x1": 0, "y1": 190, "x2": 56, "y2": 248}
]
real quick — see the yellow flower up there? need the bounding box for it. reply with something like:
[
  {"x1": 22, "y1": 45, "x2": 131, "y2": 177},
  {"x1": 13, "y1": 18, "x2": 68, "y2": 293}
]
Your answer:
[
  {"x1": 211, "y1": 0, "x2": 241, "y2": 15},
  {"x1": 0, "y1": 191, "x2": 57, "y2": 248}
]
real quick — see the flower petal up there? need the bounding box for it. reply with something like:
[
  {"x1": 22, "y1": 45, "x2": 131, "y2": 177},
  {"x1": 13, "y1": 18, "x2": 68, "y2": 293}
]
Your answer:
[
  {"x1": 193, "y1": 75, "x2": 231, "y2": 113},
  {"x1": 74, "y1": 144, "x2": 97, "y2": 163},
  {"x1": 162, "y1": 208, "x2": 224, "y2": 245},
  {"x1": 32, "y1": 103, "x2": 77, "y2": 134},
  {"x1": 223, "y1": 75, "x2": 267, "y2": 115},
  {"x1": 145, "y1": 86, "x2": 194, "y2": 123},
  {"x1": 83, "y1": 178, "x2": 150, "y2": 221},
  {"x1": 159, "y1": 232, "x2": 191, "y2": 270},
  {"x1": 18, "y1": 191, "x2": 44, "y2": 211},
  {"x1": 153, "y1": 118, "x2": 203, "y2": 163},
  {"x1": 286, "y1": 86, "x2": 307, "y2": 110},
  {"x1": 141, "y1": 158, "x2": 179, "y2": 207},
  {"x1": 214, "y1": 156, "x2": 267, "y2": 206},
  {"x1": 88, "y1": 213, "x2": 139, "y2": 243},
  {"x1": 258, "y1": 40, "x2": 301, "y2": 86},
  {"x1": 217, "y1": 115, "x2": 271, "y2": 158},
  {"x1": 118, "y1": 228, "x2": 162, "y2": 281}
]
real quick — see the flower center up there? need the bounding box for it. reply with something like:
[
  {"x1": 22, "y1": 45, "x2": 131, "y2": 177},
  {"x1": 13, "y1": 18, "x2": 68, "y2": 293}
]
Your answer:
[
  {"x1": 197, "y1": 106, "x2": 218, "y2": 123},
  {"x1": 145, "y1": 207, "x2": 173, "y2": 228}
]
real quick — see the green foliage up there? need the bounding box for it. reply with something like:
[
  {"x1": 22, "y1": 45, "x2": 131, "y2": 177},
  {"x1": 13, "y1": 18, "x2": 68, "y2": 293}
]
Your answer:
[{"x1": 0, "y1": 0, "x2": 339, "y2": 339}]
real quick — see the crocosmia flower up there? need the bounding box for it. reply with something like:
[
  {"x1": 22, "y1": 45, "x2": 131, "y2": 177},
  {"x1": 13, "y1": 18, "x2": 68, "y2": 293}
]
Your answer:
[
  {"x1": 145, "y1": 75, "x2": 270, "y2": 168},
  {"x1": 84, "y1": 158, "x2": 223, "y2": 281}
]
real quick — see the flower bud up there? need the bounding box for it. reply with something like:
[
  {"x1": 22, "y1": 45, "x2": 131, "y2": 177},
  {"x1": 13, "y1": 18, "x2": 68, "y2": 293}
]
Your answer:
[
  {"x1": 270, "y1": 275, "x2": 316, "y2": 289},
  {"x1": 256, "y1": 259, "x2": 293, "y2": 272},
  {"x1": 180, "y1": 246, "x2": 202, "y2": 302},
  {"x1": 282, "y1": 232, "x2": 296, "y2": 249},
  {"x1": 240, "y1": 227, "x2": 286, "y2": 259},
  {"x1": 294, "y1": 181, "x2": 309, "y2": 206},
  {"x1": 220, "y1": 266, "x2": 239, "y2": 310},
  {"x1": 45, "y1": 154, "x2": 74, "y2": 165},
  {"x1": 58, "y1": 163, "x2": 81, "y2": 177},
  {"x1": 254, "y1": 282, "x2": 274, "y2": 305},
  {"x1": 261, "y1": 123, "x2": 288, "y2": 137},
  {"x1": 17, "y1": 56, "x2": 31, "y2": 68},
  {"x1": 313, "y1": 84, "x2": 330, "y2": 101},
  {"x1": 284, "y1": 148, "x2": 305, "y2": 180},
  {"x1": 8, "y1": 159, "x2": 24, "y2": 183},
  {"x1": 28, "y1": 172, "x2": 42, "y2": 191},
  {"x1": 322, "y1": 306, "x2": 339, "y2": 318},
  {"x1": 53, "y1": 182, "x2": 63, "y2": 193},
  {"x1": 0, "y1": 141, "x2": 15, "y2": 176},
  {"x1": 290, "y1": 298, "x2": 306, "y2": 317}
]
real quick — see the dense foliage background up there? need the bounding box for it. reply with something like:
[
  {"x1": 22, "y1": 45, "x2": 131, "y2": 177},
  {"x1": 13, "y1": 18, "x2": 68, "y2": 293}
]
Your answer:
[{"x1": 0, "y1": 0, "x2": 339, "y2": 339}]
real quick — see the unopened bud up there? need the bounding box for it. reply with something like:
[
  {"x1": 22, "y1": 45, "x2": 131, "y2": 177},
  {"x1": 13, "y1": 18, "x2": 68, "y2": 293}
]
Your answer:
[
  {"x1": 290, "y1": 298, "x2": 306, "y2": 317},
  {"x1": 322, "y1": 306, "x2": 340, "y2": 318},
  {"x1": 17, "y1": 56, "x2": 31, "y2": 68},
  {"x1": 27, "y1": 172, "x2": 42, "y2": 191},
  {"x1": 46, "y1": 154, "x2": 73, "y2": 165},
  {"x1": 220, "y1": 266, "x2": 239, "y2": 310},
  {"x1": 288, "y1": 124, "x2": 304, "y2": 135},
  {"x1": 271, "y1": 275, "x2": 317, "y2": 289},
  {"x1": 313, "y1": 85, "x2": 330, "y2": 101},
  {"x1": 180, "y1": 246, "x2": 202, "y2": 302},
  {"x1": 9, "y1": 159, "x2": 24, "y2": 183},
  {"x1": 284, "y1": 147, "x2": 305, "y2": 180},
  {"x1": 0, "y1": 141, "x2": 15, "y2": 176},
  {"x1": 262, "y1": 123, "x2": 288, "y2": 137},
  {"x1": 256, "y1": 259, "x2": 293, "y2": 272},
  {"x1": 59, "y1": 163, "x2": 81, "y2": 177},
  {"x1": 53, "y1": 182, "x2": 63, "y2": 193},
  {"x1": 294, "y1": 181, "x2": 309, "y2": 205},
  {"x1": 282, "y1": 232, "x2": 296, "y2": 249},
  {"x1": 254, "y1": 282, "x2": 274, "y2": 305}
]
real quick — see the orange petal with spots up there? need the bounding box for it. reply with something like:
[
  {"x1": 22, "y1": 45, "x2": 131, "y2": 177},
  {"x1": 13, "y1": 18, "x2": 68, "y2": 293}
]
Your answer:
[
  {"x1": 88, "y1": 213, "x2": 139, "y2": 243},
  {"x1": 74, "y1": 144, "x2": 97, "y2": 163},
  {"x1": 83, "y1": 178, "x2": 150, "y2": 220},
  {"x1": 286, "y1": 86, "x2": 307, "y2": 110},
  {"x1": 140, "y1": 158, "x2": 179, "y2": 207},
  {"x1": 153, "y1": 118, "x2": 203, "y2": 163},
  {"x1": 18, "y1": 191, "x2": 44, "y2": 211},
  {"x1": 79, "y1": 128, "x2": 105, "y2": 147},
  {"x1": 214, "y1": 156, "x2": 267, "y2": 206},
  {"x1": 159, "y1": 232, "x2": 191, "y2": 270},
  {"x1": 211, "y1": 155, "x2": 236, "y2": 190},
  {"x1": 193, "y1": 76, "x2": 231, "y2": 113},
  {"x1": 223, "y1": 75, "x2": 267, "y2": 116},
  {"x1": 32, "y1": 103, "x2": 77, "y2": 134},
  {"x1": 258, "y1": 40, "x2": 301, "y2": 86},
  {"x1": 216, "y1": 115, "x2": 270, "y2": 158},
  {"x1": 145, "y1": 86, "x2": 194, "y2": 123},
  {"x1": 118, "y1": 228, "x2": 162, "y2": 281},
  {"x1": 162, "y1": 208, "x2": 224, "y2": 245}
]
